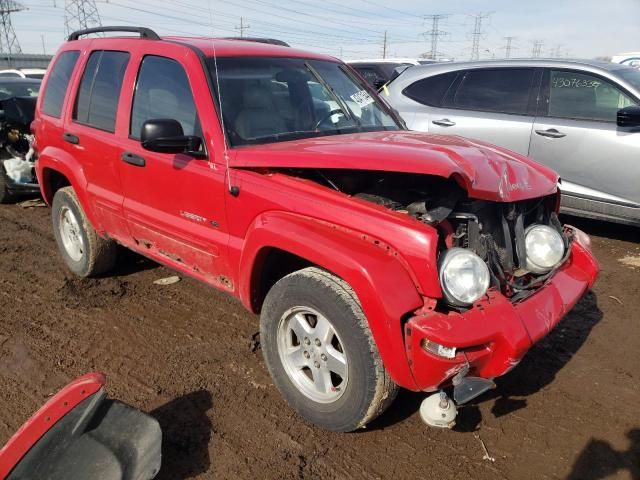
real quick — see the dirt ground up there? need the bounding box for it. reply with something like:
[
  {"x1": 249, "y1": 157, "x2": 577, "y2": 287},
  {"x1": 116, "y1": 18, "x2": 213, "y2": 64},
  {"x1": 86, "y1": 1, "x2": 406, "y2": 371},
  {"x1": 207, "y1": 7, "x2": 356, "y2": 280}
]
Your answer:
[{"x1": 0, "y1": 203, "x2": 638, "y2": 480}]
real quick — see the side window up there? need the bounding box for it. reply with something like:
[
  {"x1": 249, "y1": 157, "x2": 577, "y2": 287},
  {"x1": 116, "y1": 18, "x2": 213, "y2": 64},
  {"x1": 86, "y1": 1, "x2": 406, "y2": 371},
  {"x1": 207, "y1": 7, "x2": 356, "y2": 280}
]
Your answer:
[
  {"x1": 547, "y1": 70, "x2": 636, "y2": 122},
  {"x1": 41, "y1": 50, "x2": 80, "y2": 118},
  {"x1": 73, "y1": 50, "x2": 130, "y2": 132},
  {"x1": 403, "y1": 71, "x2": 457, "y2": 107},
  {"x1": 453, "y1": 69, "x2": 535, "y2": 115},
  {"x1": 130, "y1": 56, "x2": 199, "y2": 139}
]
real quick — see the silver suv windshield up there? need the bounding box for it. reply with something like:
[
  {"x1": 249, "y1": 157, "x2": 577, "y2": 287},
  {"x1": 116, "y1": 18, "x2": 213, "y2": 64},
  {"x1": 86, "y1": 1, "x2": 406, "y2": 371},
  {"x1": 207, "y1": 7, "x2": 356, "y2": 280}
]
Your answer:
[{"x1": 207, "y1": 56, "x2": 402, "y2": 147}]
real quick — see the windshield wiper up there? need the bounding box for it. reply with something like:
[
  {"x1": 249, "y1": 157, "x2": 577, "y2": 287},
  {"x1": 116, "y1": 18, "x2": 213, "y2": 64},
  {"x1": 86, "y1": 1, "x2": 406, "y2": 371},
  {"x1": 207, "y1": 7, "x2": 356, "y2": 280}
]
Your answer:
[{"x1": 303, "y1": 62, "x2": 359, "y2": 126}]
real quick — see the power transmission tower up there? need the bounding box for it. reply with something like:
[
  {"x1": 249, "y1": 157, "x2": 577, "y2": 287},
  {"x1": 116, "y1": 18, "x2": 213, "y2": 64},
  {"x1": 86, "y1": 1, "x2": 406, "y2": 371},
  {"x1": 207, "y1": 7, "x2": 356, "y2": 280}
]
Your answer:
[
  {"x1": 503, "y1": 36, "x2": 516, "y2": 59},
  {"x1": 0, "y1": 0, "x2": 25, "y2": 55},
  {"x1": 531, "y1": 40, "x2": 544, "y2": 58},
  {"x1": 469, "y1": 12, "x2": 491, "y2": 61},
  {"x1": 235, "y1": 16, "x2": 250, "y2": 38},
  {"x1": 422, "y1": 14, "x2": 448, "y2": 60},
  {"x1": 64, "y1": 0, "x2": 102, "y2": 37},
  {"x1": 553, "y1": 44, "x2": 564, "y2": 58}
]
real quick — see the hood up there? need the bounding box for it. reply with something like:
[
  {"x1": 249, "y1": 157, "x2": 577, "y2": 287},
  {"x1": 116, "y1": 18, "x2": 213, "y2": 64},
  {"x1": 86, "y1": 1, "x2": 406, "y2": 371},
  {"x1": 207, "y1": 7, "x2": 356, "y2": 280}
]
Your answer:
[{"x1": 230, "y1": 131, "x2": 559, "y2": 202}]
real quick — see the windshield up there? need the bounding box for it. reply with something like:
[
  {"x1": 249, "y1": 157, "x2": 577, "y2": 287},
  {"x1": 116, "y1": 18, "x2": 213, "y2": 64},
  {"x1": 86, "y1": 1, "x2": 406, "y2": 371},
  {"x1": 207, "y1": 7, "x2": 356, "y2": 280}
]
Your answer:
[
  {"x1": 615, "y1": 67, "x2": 640, "y2": 92},
  {"x1": 207, "y1": 57, "x2": 402, "y2": 147},
  {"x1": 0, "y1": 81, "x2": 40, "y2": 100}
]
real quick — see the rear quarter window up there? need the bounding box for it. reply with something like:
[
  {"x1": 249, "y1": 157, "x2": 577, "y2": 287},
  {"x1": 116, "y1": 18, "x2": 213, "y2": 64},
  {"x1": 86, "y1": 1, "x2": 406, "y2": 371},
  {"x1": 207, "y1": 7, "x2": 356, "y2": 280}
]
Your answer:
[
  {"x1": 40, "y1": 50, "x2": 80, "y2": 118},
  {"x1": 403, "y1": 71, "x2": 457, "y2": 107}
]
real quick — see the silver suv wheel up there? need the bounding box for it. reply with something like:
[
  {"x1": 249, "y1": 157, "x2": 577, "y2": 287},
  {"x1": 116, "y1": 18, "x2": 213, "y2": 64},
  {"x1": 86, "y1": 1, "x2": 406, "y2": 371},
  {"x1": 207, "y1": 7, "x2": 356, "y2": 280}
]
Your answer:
[{"x1": 277, "y1": 306, "x2": 348, "y2": 403}]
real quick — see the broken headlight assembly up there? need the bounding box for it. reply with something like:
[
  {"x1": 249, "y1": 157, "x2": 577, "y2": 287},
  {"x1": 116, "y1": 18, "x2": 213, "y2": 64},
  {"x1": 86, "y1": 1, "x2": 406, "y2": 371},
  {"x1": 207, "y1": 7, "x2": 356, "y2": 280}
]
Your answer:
[
  {"x1": 524, "y1": 224, "x2": 565, "y2": 273},
  {"x1": 438, "y1": 247, "x2": 490, "y2": 307}
]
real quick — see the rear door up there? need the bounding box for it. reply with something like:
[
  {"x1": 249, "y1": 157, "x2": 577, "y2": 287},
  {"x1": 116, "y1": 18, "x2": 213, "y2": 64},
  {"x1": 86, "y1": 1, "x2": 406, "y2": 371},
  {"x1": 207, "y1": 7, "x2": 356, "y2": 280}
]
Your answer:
[
  {"x1": 529, "y1": 69, "x2": 640, "y2": 220},
  {"x1": 115, "y1": 47, "x2": 231, "y2": 287},
  {"x1": 423, "y1": 68, "x2": 539, "y2": 155},
  {"x1": 62, "y1": 48, "x2": 131, "y2": 240}
]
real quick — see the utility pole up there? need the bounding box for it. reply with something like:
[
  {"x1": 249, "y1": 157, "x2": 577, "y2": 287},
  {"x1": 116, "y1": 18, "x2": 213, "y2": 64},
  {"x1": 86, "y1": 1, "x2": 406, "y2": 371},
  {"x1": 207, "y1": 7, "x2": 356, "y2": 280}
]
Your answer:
[
  {"x1": 531, "y1": 40, "x2": 544, "y2": 58},
  {"x1": 553, "y1": 44, "x2": 563, "y2": 58},
  {"x1": 469, "y1": 12, "x2": 491, "y2": 61},
  {"x1": 235, "y1": 16, "x2": 250, "y2": 38},
  {"x1": 382, "y1": 30, "x2": 387, "y2": 59},
  {"x1": 422, "y1": 14, "x2": 448, "y2": 60},
  {"x1": 503, "y1": 36, "x2": 516, "y2": 59},
  {"x1": 0, "y1": 0, "x2": 25, "y2": 55},
  {"x1": 64, "y1": 0, "x2": 102, "y2": 37},
  {"x1": 41, "y1": 34, "x2": 46, "y2": 54}
]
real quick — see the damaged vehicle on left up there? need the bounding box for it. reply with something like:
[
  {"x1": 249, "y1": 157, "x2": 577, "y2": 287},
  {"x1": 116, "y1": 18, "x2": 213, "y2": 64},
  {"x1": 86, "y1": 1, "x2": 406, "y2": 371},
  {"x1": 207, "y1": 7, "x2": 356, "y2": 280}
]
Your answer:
[{"x1": 0, "y1": 77, "x2": 40, "y2": 203}]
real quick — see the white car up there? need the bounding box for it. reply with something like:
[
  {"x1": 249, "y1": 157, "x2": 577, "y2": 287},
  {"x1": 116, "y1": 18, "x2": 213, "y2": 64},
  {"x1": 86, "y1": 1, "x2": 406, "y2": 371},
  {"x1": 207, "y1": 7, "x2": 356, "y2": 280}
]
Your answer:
[
  {"x1": 611, "y1": 52, "x2": 640, "y2": 69},
  {"x1": 0, "y1": 68, "x2": 47, "y2": 80}
]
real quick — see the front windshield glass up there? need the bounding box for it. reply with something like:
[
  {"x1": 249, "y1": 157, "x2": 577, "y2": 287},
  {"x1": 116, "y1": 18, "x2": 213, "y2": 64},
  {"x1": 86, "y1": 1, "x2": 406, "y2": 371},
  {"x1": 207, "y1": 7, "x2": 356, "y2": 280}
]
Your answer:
[
  {"x1": 0, "y1": 81, "x2": 40, "y2": 100},
  {"x1": 207, "y1": 56, "x2": 402, "y2": 147},
  {"x1": 615, "y1": 67, "x2": 640, "y2": 92}
]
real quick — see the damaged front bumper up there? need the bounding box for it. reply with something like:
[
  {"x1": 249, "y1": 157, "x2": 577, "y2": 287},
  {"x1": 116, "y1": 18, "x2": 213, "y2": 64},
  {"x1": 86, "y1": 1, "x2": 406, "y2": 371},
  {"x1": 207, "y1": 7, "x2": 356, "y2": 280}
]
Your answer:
[{"x1": 404, "y1": 227, "x2": 599, "y2": 396}]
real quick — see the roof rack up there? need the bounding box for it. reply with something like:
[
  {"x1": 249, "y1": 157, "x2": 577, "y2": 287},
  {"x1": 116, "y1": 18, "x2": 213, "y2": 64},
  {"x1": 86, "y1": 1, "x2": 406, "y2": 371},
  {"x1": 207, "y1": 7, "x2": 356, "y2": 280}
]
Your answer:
[
  {"x1": 222, "y1": 37, "x2": 290, "y2": 47},
  {"x1": 68, "y1": 26, "x2": 160, "y2": 42}
]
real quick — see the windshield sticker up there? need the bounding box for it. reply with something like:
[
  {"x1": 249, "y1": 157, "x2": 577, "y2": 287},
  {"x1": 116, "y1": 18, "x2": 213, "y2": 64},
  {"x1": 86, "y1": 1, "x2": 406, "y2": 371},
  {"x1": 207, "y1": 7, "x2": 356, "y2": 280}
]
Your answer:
[{"x1": 350, "y1": 90, "x2": 375, "y2": 108}]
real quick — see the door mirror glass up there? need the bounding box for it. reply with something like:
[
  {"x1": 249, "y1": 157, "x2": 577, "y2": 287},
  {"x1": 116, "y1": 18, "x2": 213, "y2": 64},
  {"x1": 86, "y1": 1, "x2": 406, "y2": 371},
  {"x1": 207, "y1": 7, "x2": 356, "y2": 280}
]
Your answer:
[
  {"x1": 617, "y1": 105, "x2": 640, "y2": 128},
  {"x1": 140, "y1": 118, "x2": 203, "y2": 154}
]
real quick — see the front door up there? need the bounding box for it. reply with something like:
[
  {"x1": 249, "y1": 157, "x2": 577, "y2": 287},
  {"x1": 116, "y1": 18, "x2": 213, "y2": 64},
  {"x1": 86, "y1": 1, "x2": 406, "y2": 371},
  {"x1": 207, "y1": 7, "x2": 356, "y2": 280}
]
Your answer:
[
  {"x1": 116, "y1": 51, "x2": 231, "y2": 287},
  {"x1": 529, "y1": 69, "x2": 640, "y2": 221}
]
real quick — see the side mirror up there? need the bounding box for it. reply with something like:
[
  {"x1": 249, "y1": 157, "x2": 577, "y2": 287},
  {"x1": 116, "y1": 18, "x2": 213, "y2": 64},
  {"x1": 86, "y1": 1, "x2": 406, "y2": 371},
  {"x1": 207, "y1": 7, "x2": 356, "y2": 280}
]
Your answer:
[
  {"x1": 141, "y1": 119, "x2": 203, "y2": 155},
  {"x1": 617, "y1": 105, "x2": 640, "y2": 128}
]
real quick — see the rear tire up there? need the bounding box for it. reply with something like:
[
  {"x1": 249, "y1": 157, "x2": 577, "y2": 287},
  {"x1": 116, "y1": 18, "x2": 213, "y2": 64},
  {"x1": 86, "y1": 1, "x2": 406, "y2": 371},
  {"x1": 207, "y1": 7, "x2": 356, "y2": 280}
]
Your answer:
[
  {"x1": 260, "y1": 267, "x2": 398, "y2": 432},
  {"x1": 52, "y1": 187, "x2": 117, "y2": 277}
]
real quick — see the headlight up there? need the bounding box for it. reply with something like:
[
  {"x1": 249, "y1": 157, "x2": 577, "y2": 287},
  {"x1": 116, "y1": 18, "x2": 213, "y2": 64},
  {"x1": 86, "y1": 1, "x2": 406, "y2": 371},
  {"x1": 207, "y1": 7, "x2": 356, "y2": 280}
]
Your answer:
[
  {"x1": 439, "y1": 248, "x2": 490, "y2": 306},
  {"x1": 525, "y1": 224, "x2": 565, "y2": 273}
]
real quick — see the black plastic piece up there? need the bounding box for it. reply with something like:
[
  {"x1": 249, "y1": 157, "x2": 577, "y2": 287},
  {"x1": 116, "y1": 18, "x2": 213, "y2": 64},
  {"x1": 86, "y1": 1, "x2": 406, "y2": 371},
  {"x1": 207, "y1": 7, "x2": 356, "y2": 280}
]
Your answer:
[
  {"x1": 63, "y1": 132, "x2": 79, "y2": 145},
  {"x1": 8, "y1": 389, "x2": 162, "y2": 480},
  {"x1": 68, "y1": 26, "x2": 160, "y2": 41},
  {"x1": 121, "y1": 152, "x2": 146, "y2": 167}
]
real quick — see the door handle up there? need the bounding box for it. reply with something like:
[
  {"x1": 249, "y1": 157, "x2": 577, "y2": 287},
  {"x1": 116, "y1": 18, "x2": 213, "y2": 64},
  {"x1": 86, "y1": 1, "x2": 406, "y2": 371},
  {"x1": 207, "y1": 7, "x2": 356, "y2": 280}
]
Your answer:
[
  {"x1": 120, "y1": 151, "x2": 146, "y2": 167},
  {"x1": 63, "y1": 132, "x2": 79, "y2": 144},
  {"x1": 535, "y1": 128, "x2": 566, "y2": 139},
  {"x1": 432, "y1": 118, "x2": 456, "y2": 127}
]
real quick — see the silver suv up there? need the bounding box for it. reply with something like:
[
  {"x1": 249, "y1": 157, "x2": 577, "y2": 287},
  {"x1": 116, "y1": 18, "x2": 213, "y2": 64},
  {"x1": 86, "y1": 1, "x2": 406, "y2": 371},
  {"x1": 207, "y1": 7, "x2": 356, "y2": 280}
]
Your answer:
[{"x1": 386, "y1": 59, "x2": 640, "y2": 226}]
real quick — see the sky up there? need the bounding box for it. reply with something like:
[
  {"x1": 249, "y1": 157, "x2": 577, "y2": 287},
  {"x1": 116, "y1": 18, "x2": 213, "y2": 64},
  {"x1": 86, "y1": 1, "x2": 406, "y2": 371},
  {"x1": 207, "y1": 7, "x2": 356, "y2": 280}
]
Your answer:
[{"x1": 9, "y1": 0, "x2": 640, "y2": 61}]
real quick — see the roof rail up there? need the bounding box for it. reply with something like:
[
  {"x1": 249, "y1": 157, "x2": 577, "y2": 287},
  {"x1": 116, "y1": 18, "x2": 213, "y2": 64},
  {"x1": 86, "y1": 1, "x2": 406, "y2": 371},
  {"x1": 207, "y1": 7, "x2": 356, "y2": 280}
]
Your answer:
[
  {"x1": 68, "y1": 26, "x2": 160, "y2": 41},
  {"x1": 222, "y1": 37, "x2": 290, "y2": 47}
]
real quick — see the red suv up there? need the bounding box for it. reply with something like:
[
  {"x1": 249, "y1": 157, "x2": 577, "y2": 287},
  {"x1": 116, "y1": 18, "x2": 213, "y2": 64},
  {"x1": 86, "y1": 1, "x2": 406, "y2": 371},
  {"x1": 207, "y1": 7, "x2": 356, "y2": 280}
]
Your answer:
[{"x1": 33, "y1": 27, "x2": 599, "y2": 432}]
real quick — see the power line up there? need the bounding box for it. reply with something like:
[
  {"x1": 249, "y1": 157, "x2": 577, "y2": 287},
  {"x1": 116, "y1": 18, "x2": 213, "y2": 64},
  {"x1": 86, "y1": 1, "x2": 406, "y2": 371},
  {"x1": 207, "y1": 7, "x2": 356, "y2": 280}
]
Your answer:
[
  {"x1": 65, "y1": 0, "x2": 102, "y2": 37},
  {"x1": 422, "y1": 14, "x2": 448, "y2": 60},
  {"x1": 0, "y1": 0, "x2": 24, "y2": 54},
  {"x1": 469, "y1": 12, "x2": 491, "y2": 60}
]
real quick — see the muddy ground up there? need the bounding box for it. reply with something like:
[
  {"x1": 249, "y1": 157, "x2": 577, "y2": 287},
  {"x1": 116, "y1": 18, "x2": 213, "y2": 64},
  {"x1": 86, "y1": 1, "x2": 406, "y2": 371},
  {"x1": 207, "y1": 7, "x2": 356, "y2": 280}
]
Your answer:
[{"x1": 0, "y1": 203, "x2": 638, "y2": 480}]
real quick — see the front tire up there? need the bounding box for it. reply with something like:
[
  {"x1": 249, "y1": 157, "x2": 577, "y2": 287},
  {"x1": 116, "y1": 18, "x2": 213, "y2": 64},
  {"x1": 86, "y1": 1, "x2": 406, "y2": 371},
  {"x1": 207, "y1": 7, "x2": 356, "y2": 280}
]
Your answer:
[
  {"x1": 260, "y1": 267, "x2": 398, "y2": 432},
  {"x1": 52, "y1": 187, "x2": 117, "y2": 277}
]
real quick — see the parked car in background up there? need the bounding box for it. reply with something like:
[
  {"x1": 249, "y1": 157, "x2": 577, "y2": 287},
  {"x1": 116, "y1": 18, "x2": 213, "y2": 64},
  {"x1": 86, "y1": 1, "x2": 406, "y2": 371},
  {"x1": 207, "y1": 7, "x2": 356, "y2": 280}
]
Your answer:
[
  {"x1": 0, "y1": 77, "x2": 41, "y2": 203},
  {"x1": 611, "y1": 52, "x2": 640, "y2": 69},
  {"x1": 348, "y1": 58, "x2": 426, "y2": 89},
  {"x1": 386, "y1": 59, "x2": 640, "y2": 226},
  {"x1": 34, "y1": 27, "x2": 598, "y2": 432},
  {"x1": 0, "y1": 68, "x2": 47, "y2": 79}
]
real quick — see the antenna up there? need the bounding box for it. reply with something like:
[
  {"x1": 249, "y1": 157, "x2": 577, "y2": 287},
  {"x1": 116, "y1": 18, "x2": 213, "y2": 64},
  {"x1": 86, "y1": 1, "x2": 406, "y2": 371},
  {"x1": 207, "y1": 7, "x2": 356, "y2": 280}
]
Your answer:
[
  {"x1": 207, "y1": 0, "x2": 235, "y2": 195},
  {"x1": 0, "y1": 0, "x2": 25, "y2": 55},
  {"x1": 64, "y1": 0, "x2": 102, "y2": 37}
]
